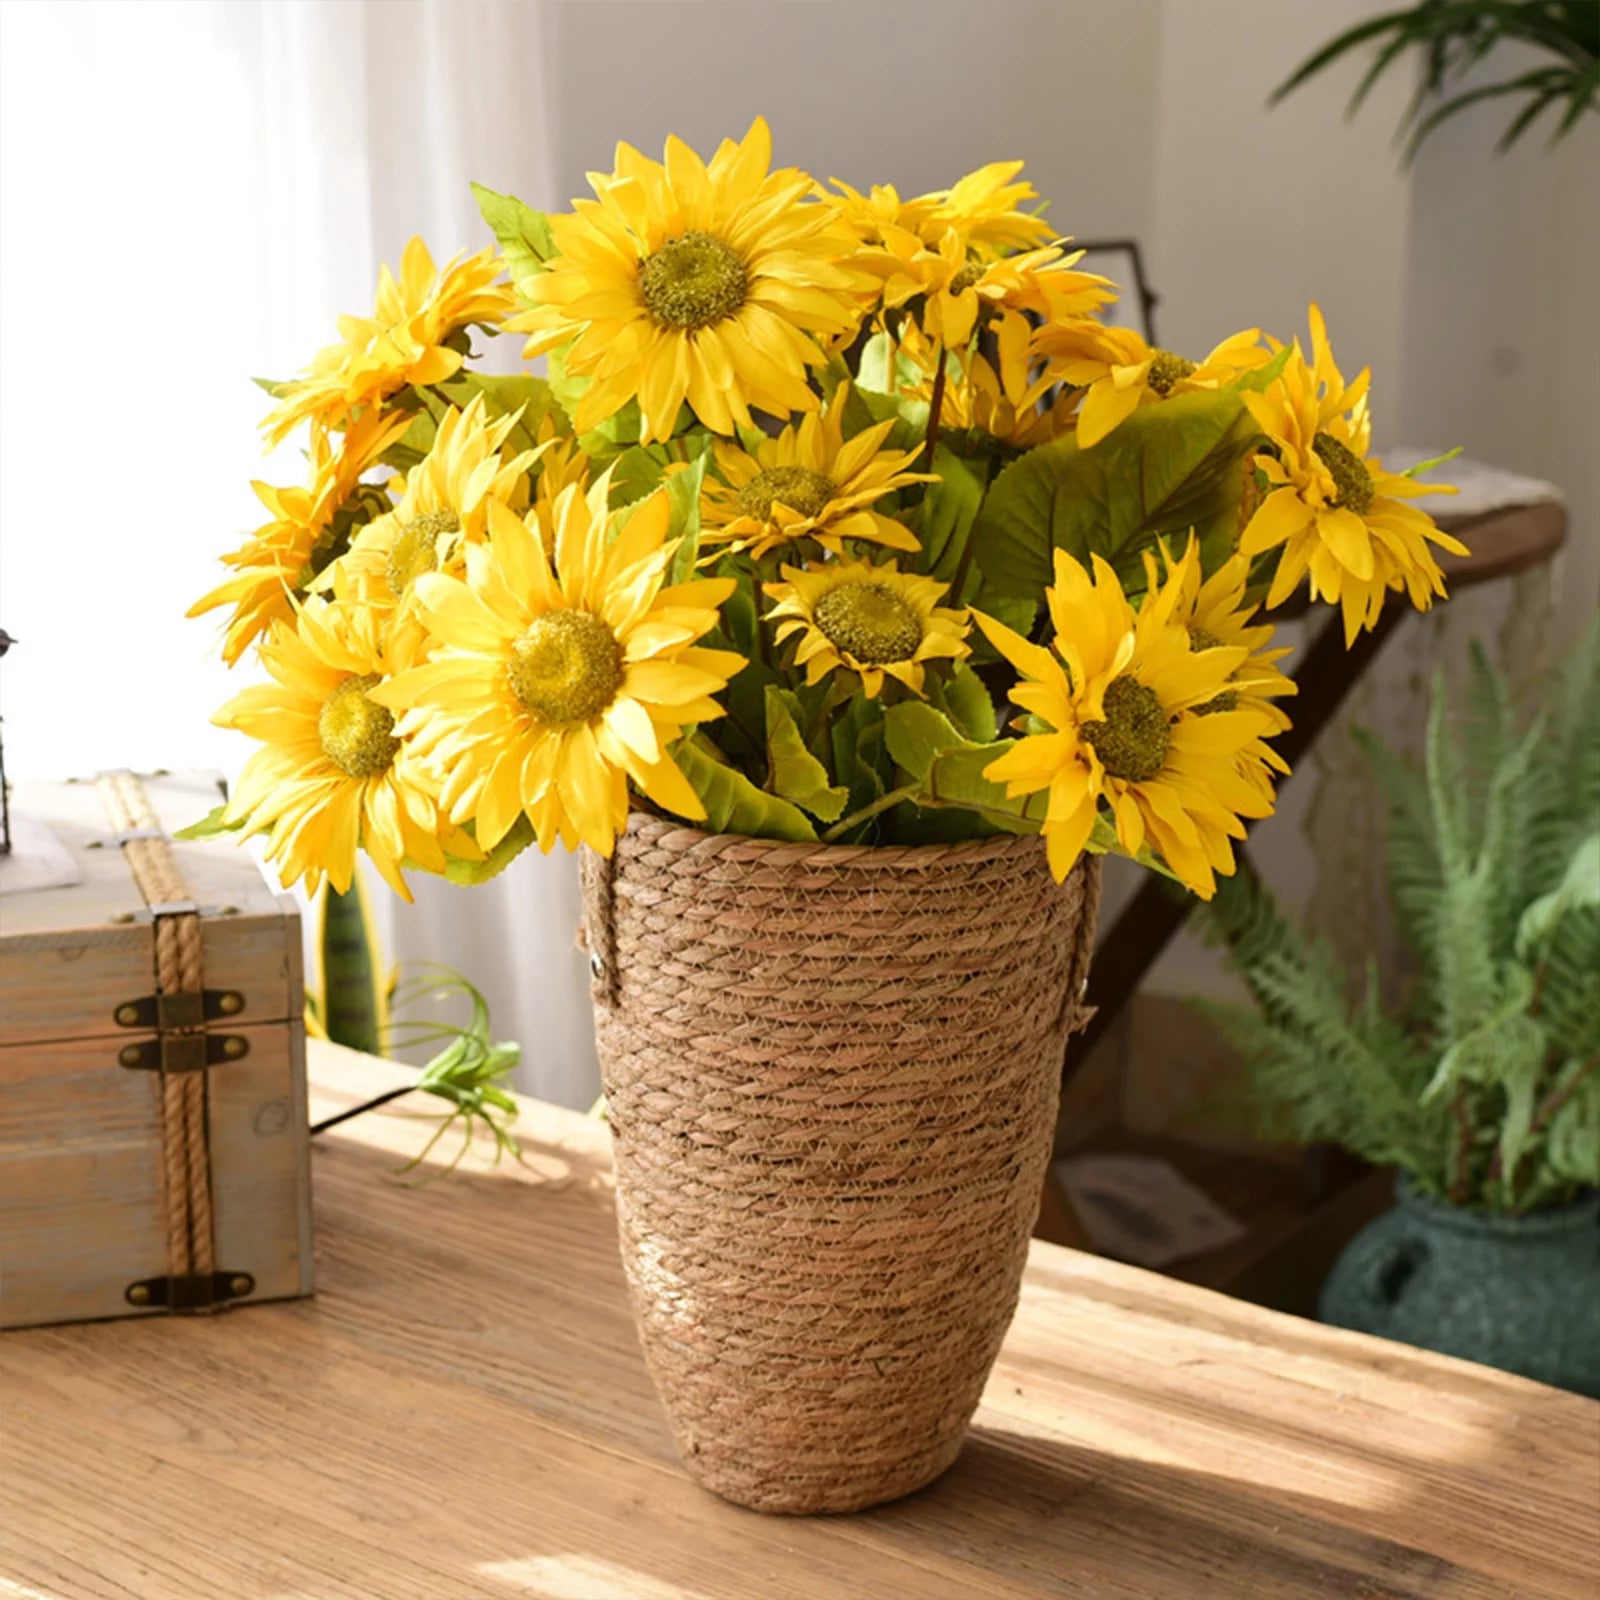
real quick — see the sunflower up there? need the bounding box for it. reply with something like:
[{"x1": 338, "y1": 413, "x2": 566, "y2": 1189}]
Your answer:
[
  {"x1": 1145, "y1": 545, "x2": 1298, "y2": 808},
  {"x1": 854, "y1": 227, "x2": 1112, "y2": 349},
  {"x1": 527, "y1": 416, "x2": 591, "y2": 557},
  {"x1": 901, "y1": 316, "x2": 1076, "y2": 451},
  {"x1": 514, "y1": 118, "x2": 867, "y2": 443},
  {"x1": 976, "y1": 547, "x2": 1281, "y2": 896},
  {"x1": 329, "y1": 395, "x2": 540, "y2": 614},
  {"x1": 920, "y1": 161, "x2": 1058, "y2": 256},
  {"x1": 190, "y1": 408, "x2": 408, "y2": 665},
  {"x1": 764, "y1": 558, "x2": 970, "y2": 698},
  {"x1": 1034, "y1": 321, "x2": 1269, "y2": 450},
  {"x1": 698, "y1": 384, "x2": 928, "y2": 560},
  {"x1": 1240, "y1": 307, "x2": 1463, "y2": 644},
  {"x1": 262, "y1": 239, "x2": 519, "y2": 446},
  {"x1": 372, "y1": 477, "x2": 743, "y2": 856},
  {"x1": 825, "y1": 179, "x2": 938, "y2": 249},
  {"x1": 211, "y1": 596, "x2": 460, "y2": 900}
]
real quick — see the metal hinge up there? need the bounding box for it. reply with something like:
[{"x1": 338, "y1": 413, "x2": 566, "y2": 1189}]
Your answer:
[
  {"x1": 113, "y1": 989, "x2": 245, "y2": 1030},
  {"x1": 125, "y1": 1271, "x2": 256, "y2": 1312},
  {"x1": 106, "y1": 900, "x2": 240, "y2": 926},
  {"x1": 117, "y1": 1034, "x2": 250, "y2": 1073}
]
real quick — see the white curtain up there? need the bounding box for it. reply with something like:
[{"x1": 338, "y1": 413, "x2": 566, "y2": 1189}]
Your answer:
[{"x1": 0, "y1": 0, "x2": 600, "y2": 1107}]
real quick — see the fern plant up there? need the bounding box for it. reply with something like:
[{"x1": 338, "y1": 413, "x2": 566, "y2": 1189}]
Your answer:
[{"x1": 1196, "y1": 625, "x2": 1600, "y2": 1213}]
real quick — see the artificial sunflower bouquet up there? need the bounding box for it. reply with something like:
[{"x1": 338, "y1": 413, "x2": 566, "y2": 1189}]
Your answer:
[
  {"x1": 190, "y1": 117, "x2": 1468, "y2": 1517},
  {"x1": 191, "y1": 116, "x2": 1462, "y2": 904}
]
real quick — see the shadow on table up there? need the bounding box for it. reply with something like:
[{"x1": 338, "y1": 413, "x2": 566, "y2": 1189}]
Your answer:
[{"x1": 285, "y1": 1134, "x2": 1590, "y2": 1599}]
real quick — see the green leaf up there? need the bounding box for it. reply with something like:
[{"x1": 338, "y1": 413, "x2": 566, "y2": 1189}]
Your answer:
[
  {"x1": 829, "y1": 694, "x2": 890, "y2": 824},
  {"x1": 434, "y1": 373, "x2": 557, "y2": 452},
  {"x1": 1398, "y1": 445, "x2": 1463, "y2": 480},
  {"x1": 606, "y1": 443, "x2": 671, "y2": 506},
  {"x1": 972, "y1": 386, "x2": 1258, "y2": 601},
  {"x1": 172, "y1": 805, "x2": 241, "y2": 842},
  {"x1": 252, "y1": 376, "x2": 293, "y2": 399},
  {"x1": 915, "y1": 446, "x2": 986, "y2": 587},
  {"x1": 882, "y1": 703, "x2": 1045, "y2": 835},
  {"x1": 883, "y1": 700, "x2": 966, "y2": 781},
  {"x1": 935, "y1": 659, "x2": 999, "y2": 742},
  {"x1": 764, "y1": 686, "x2": 849, "y2": 822},
  {"x1": 470, "y1": 182, "x2": 556, "y2": 290},
  {"x1": 664, "y1": 451, "x2": 707, "y2": 585},
  {"x1": 1228, "y1": 344, "x2": 1292, "y2": 394},
  {"x1": 442, "y1": 816, "x2": 536, "y2": 885},
  {"x1": 676, "y1": 736, "x2": 817, "y2": 841}
]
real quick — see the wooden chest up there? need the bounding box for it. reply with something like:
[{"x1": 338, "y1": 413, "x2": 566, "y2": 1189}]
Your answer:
[{"x1": 0, "y1": 770, "x2": 312, "y2": 1328}]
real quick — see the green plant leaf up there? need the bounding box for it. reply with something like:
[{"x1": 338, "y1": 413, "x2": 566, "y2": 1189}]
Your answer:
[
  {"x1": 172, "y1": 805, "x2": 241, "y2": 842},
  {"x1": 935, "y1": 659, "x2": 999, "y2": 742},
  {"x1": 606, "y1": 443, "x2": 671, "y2": 506},
  {"x1": 915, "y1": 446, "x2": 986, "y2": 586},
  {"x1": 676, "y1": 736, "x2": 817, "y2": 841},
  {"x1": 1398, "y1": 445, "x2": 1464, "y2": 480},
  {"x1": 764, "y1": 686, "x2": 849, "y2": 822},
  {"x1": 442, "y1": 816, "x2": 536, "y2": 885},
  {"x1": 252, "y1": 376, "x2": 292, "y2": 398},
  {"x1": 664, "y1": 451, "x2": 707, "y2": 584},
  {"x1": 971, "y1": 386, "x2": 1258, "y2": 601},
  {"x1": 470, "y1": 182, "x2": 556, "y2": 291},
  {"x1": 882, "y1": 703, "x2": 1045, "y2": 834},
  {"x1": 434, "y1": 373, "x2": 557, "y2": 452}
]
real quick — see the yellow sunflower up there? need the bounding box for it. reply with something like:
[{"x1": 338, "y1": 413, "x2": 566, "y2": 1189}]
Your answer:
[
  {"x1": 211, "y1": 596, "x2": 461, "y2": 901},
  {"x1": 372, "y1": 477, "x2": 743, "y2": 856},
  {"x1": 328, "y1": 395, "x2": 540, "y2": 614},
  {"x1": 262, "y1": 239, "x2": 519, "y2": 446},
  {"x1": 764, "y1": 558, "x2": 970, "y2": 698},
  {"x1": 1145, "y1": 545, "x2": 1298, "y2": 808},
  {"x1": 514, "y1": 118, "x2": 867, "y2": 442},
  {"x1": 698, "y1": 384, "x2": 928, "y2": 560},
  {"x1": 1034, "y1": 321, "x2": 1269, "y2": 450},
  {"x1": 527, "y1": 416, "x2": 591, "y2": 557},
  {"x1": 901, "y1": 316, "x2": 1076, "y2": 451},
  {"x1": 828, "y1": 161, "x2": 1055, "y2": 258},
  {"x1": 1240, "y1": 306, "x2": 1463, "y2": 644},
  {"x1": 825, "y1": 179, "x2": 938, "y2": 249},
  {"x1": 855, "y1": 226, "x2": 1112, "y2": 349},
  {"x1": 920, "y1": 161, "x2": 1058, "y2": 256},
  {"x1": 976, "y1": 547, "x2": 1281, "y2": 896},
  {"x1": 191, "y1": 408, "x2": 408, "y2": 665}
]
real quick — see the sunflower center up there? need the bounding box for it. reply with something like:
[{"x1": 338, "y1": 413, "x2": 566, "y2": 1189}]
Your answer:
[
  {"x1": 1146, "y1": 350, "x2": 1198, "y2": 396},
  {"x1": 1187, "y1": 626, "x2": 1239, "y2": 716},
  {"x1": 387, "y1": 508, "x2": 461, "y2": 594},
  {"x1": 318, "y1": 673, "x2": 400, "y2": 779},
  {"x1": 1082, "y1": 673, "x2": 1170, "y2": 781},
  {"x1": 737, "y1": 465, "x2": 837, "y2": 524},
  {"x1": 1312, "y1": 432, "x2": 1376, "y2": 514},
  {"x1": 947, "y1": 261, "x2": 986, "y2": 295},
  {"x1": 507, "y1": 609, "x2": 624, "y2": 726},
  {"x1": 813, "y1": 581, "x2": 923, "y2": 665},
  {"x1": 637, "y1": 231, "x2": 748, "y2": 330}
]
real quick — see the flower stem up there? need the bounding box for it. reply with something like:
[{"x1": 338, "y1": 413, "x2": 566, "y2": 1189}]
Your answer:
[{"x1": 821, "y1": 781, "x2": 923, "y2": 843}]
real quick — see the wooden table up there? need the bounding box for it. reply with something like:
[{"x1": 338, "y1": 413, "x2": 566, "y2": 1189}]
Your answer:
[{"x1": 3, "y1": 1042, "x2": 1596, "y2": 1599}]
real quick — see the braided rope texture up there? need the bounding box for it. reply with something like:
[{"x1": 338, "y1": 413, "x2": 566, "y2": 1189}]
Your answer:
[
  {"x1": 97, "y1": 771, "x2": 215, "y2": 1281},
  {"x1": 581, "y1": 814, "x2": 1101, "y2": 1514}
]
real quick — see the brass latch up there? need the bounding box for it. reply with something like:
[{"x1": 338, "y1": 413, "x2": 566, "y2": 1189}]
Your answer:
[
  {"x1": 112, "y1": 990, "x2": 245, "y2": 1030},
  {"x1": 125, "y1": 1271, "x2": 256, "y2": 1312},
  {"x1": 117, "y1": 1034, "x2": 250, "y2": 1073}
]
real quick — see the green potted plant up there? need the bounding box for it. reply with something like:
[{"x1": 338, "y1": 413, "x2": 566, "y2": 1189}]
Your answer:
[{"x1": 1197, "y1": 630, "x2": 1599, "y2": 1396}]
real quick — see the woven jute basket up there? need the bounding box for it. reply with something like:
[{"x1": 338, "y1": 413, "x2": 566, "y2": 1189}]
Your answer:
[{"x1": 579, "y1": 813, "x2": 1100, "y2": 1515}]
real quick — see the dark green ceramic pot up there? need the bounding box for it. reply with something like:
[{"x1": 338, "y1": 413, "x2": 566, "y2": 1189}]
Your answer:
[{"x1": 1320, "y1": 1180, "x2": 1600, "y2": 1397}]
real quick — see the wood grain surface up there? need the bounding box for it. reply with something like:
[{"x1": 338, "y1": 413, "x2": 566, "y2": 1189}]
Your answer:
[{"x1": 1, "y1": 1041, "x2": 1595, "y2": 1599}]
